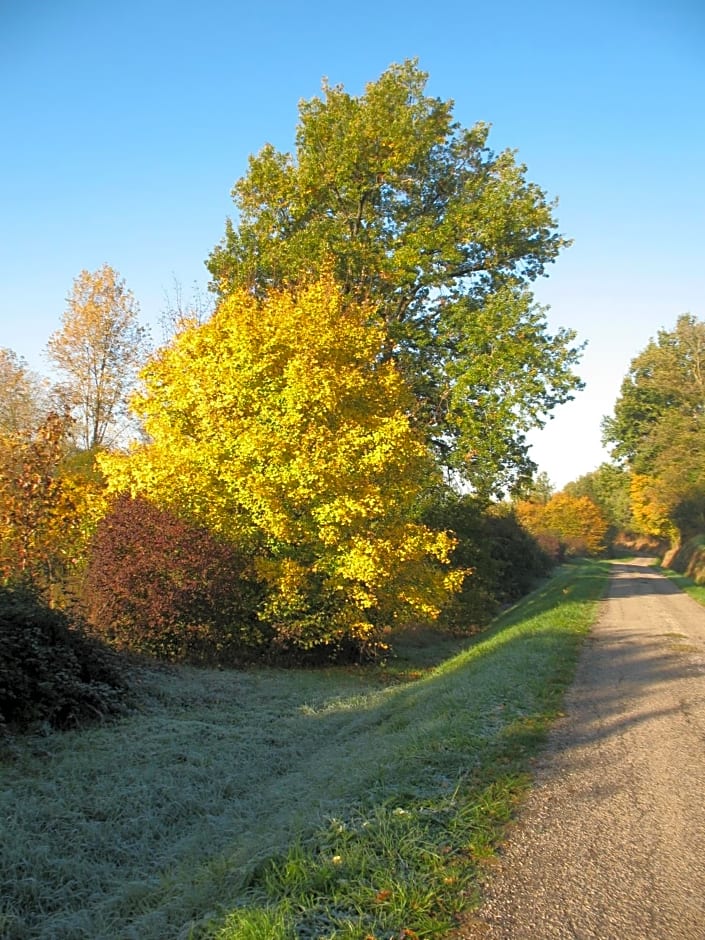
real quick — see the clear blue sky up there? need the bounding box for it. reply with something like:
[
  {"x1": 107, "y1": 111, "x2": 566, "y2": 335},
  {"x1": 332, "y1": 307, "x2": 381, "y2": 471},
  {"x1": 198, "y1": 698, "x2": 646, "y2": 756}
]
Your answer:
[{"x1": 1, "y1": 0, "x2": 703, "y2": 487}]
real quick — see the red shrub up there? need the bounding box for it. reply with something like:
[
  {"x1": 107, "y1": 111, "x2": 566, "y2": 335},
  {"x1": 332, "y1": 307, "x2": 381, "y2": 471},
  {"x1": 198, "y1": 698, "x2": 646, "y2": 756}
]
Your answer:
[{"x1": 83, "y1": 495, "x2": 261, "y2": 662}]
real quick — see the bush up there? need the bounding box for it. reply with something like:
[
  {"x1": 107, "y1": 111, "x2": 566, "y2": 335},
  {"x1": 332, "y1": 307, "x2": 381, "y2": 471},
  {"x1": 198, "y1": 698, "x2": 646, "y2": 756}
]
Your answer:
[
  {"x1": 483, "y1": 505, "x2": 554, "y2": 600},
  {"x1": 83, "y1": 495, "x2": 261, "y2": 662},
  {"x1": 423, "y1": 492, "x2": 552, "y2": 630},
  {"x1": 531, "y1": 531, "x2": 565, "y2": 564},
  {"x1": 0, "y1": 585, "x2": 126, "y2": 731}
]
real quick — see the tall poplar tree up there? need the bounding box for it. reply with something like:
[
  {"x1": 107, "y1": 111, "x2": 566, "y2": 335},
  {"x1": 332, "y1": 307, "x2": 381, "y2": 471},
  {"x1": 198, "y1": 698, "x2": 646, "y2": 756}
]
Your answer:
[
  {"x1": 0, "y1": 348, "x2": 51, "y2": 433},
  {"x1": 47, "y1": 264, "x2": 150, "y2": 450},
  {"x1": 208, "y1": 60, "x2": 583, "y2": 495}
]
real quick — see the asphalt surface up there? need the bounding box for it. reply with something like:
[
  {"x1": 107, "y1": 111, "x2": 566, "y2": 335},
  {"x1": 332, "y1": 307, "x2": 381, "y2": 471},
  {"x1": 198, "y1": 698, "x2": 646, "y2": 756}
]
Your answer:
[{"x1": 453, "y1": 559, "x2": 705, "y2": 939}]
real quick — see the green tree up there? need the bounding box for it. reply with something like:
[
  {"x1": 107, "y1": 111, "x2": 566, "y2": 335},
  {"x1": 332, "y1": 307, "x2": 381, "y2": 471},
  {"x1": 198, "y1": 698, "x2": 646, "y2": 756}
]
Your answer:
[
  {"x1": 207, "y1": 60, "x2": 583, "y2": 496},
  {"x1": 519, "y1": 469, "x2": 555, "y2": 504},
  {"x1": 47, "y1": 264, "x2": 150, "y2": 450},
  {"x1": 421, "y1": 487, "x2": 551, "y2": 628},
  {"x1": 603, "y1": 314, "x2": 705, "y2": 537}
]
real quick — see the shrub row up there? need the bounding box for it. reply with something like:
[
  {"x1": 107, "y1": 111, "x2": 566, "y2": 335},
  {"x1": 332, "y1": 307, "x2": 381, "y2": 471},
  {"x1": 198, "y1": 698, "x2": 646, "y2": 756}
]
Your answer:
[
  {"x1": 2, "y1": 492, "x2": 553, "y2": 732},
  {"x1": 79, "y1": 493, "x2": 552, "y2": 662},
  {"x1": 423, "y1": 491, "x2": 553, "y2": 630},
  {"x1": 78, "y1": 492, "x2": 553, "y2": 664}
]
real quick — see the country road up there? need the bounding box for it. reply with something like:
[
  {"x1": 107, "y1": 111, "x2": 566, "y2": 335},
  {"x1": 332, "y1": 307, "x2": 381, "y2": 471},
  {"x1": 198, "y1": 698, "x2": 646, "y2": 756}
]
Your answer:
[{"x1": 454, "y1": 558, "x2": 705, "y2": 940}]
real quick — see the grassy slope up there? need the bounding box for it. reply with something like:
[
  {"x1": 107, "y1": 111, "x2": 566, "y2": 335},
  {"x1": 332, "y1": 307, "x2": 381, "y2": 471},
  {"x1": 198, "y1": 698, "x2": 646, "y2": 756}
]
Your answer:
[
  {"x1": 659, "y1": 566, "x2": 705, "y2": 606},
  {"x1": 0, "y1": 561, "x2": 609, "y2": 940}
]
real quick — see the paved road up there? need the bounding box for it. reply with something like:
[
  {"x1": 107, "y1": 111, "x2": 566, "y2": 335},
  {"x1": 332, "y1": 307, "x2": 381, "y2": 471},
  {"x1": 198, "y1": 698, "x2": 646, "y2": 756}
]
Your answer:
[{"x1": 454, "y1": 559, "x2": 705, "y2": 939}]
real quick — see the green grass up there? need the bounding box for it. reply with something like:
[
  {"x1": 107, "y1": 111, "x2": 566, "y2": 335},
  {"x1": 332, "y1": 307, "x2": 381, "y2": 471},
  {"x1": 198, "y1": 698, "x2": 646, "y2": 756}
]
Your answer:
[
  {"x1": 0, "y1": 560, "x2": 610, "y2": 940},
  {"x1": 658, "y1": 566, "x2": 705, "y2": 607}
]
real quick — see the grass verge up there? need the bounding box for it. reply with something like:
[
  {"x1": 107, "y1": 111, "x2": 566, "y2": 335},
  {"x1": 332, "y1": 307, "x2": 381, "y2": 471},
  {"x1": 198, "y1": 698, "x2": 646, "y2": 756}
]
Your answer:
[
  {"x1": 658, "y1": 566, "x2": 705, "y2": 607},
  {"x1": 0, "y1": 560, "x2": 609, "y2": 940}
]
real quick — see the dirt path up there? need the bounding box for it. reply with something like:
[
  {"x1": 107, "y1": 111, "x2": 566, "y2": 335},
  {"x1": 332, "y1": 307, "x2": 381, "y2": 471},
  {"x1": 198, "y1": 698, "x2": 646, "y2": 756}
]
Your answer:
[{"x1": 454, "y1": 559, "x2": 705, "y2": 939}]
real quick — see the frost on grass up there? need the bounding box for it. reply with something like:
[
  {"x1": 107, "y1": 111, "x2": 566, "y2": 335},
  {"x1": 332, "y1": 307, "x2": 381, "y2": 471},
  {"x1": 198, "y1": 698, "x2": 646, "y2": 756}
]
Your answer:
[{"x1": 1, "y1": 563, "x2": 607, "y2": 938}]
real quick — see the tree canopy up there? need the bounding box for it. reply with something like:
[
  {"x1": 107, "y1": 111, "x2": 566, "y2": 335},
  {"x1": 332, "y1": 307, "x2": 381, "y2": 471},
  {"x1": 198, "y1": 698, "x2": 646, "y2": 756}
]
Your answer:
[
  {"x1": 100, "y1": 276, "x2": 463, "y2": 653},
  {"x1": 47, "y1": 264, "x2": 150, "y2": 450},
  {"x1": 563, "y1": 463, "x2": 633, "y2": 534},
  {"x1": 603, "y1": 313, "x2": 705, "y2": 537},
  {"x1": 0, "y1": 348, "x2": 52, "y2": 434},
  {"x1": 515, "y1": 492, "x2": 608, "y2": 558},
  {"x1": 0, "y1": 412, "x2": 89, "y2": 598},
  {"x1": 207, "y1": 60, "x2": 583, "y2": 496}
]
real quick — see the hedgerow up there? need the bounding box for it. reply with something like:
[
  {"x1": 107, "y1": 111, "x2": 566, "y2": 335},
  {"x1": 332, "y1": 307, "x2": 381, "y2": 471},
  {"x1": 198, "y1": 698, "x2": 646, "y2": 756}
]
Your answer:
[{"x1": 423, "y1": 491, "x2": 552, "y2": 630}]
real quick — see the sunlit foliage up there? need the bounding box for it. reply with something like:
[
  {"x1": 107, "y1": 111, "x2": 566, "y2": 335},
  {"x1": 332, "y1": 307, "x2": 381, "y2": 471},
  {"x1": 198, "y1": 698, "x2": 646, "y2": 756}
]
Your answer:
[
  {"x1": 0, "y1": 411, "x2": 109, "y2": 605},
  {"x1": 604, "y1": 314, "x2": 705, "y2": 539},
  {"x1": 515, "y1": 492, "x2": 608, "y2": 559},
  {"x1": 100, "y1": 276, "x2": 463, "y2": 654},
  {"x1": 47, "y1": 264, "x2": 150, "y2": 449},
  {"x1": 208, "y1": 60, "x2": 583, "y2": 496},
  {"x1": 0, "y1": 347, "x2": 52, "y2": 434},
  {"x1": 629, "y1": 473, "x2": 679, "y2": 542},
  {"x1": 84, "y1": 495, "x2": 259, "y2": 661},
  {"x1": 563, "y1": 463, "x2": 633, "y2": 534}
]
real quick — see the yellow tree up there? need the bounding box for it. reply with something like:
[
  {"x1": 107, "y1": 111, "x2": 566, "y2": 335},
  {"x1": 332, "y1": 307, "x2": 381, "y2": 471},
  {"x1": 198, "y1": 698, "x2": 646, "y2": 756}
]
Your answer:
[
  {"x1": 47, "y1": 264, "x2": 150, "y2": 449},
  {"x1": 629, "y1": 473, "x2": 679, "y2": 542},
  {"x1": 0, "y1": 413, "x2": 106, "y2": 602},
  {"x1": 0, "y1": 347, "x2": 52, "y2": 433},
  {"x1": 101, "y1": 276, "x2": 463, "y2": 653},
  {"x1": 516, "y1": 492, "x2": 608, "y2": 557}
]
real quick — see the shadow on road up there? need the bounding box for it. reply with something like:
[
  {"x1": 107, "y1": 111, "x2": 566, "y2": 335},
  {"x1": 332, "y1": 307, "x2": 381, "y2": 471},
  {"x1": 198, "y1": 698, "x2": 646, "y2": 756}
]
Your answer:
[
  {"x1": 535, "y1": 561, "x2": 705, "y2": 768},
  {"x1": 606, "y1": 562, "x2": 682, "y2": 597}
]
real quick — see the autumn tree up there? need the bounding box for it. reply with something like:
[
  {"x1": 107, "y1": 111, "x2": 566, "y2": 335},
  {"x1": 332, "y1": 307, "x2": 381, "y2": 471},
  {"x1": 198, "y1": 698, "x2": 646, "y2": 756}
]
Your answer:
[
  {"x1": 0, "y1": 413, "x2": 86, "y2": 599},
  {"x1": 0, "y1": 347, "x2": 52, "y2": 433},
  {"x1": 515, "y1": 492, "x2": 608, "y2": 559},
  {"x1": 603, "y1": 314, "x2": 705, "y2": 539},
  {"x1": 563, "y1": 463, "x2": 633, "y2": 534},
  {"x1": 47, "y1": 264, "x2": 150, "y2": 450},
  {"x1": 100, "y1": 276, "x2": 463, "y2": 655},
  {"x1": 628, "y1": 473, "x2": 679, "y2": 543},
  {"x1": 207, "y1": 60, "x2": 583, "y2": 496}
]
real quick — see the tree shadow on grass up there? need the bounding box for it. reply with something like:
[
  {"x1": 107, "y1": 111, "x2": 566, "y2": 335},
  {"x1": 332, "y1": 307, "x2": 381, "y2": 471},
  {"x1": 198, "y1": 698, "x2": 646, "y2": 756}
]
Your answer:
[{"x1": 13, "y1": 561, "x2": 696, "y2": 939}]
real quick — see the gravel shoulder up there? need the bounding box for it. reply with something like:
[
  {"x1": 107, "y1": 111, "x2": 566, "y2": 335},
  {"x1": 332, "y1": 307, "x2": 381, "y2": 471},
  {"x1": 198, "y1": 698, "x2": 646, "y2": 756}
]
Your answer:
[{"x1": 453, "y1": 558, "x2": 705, "y2": 940}]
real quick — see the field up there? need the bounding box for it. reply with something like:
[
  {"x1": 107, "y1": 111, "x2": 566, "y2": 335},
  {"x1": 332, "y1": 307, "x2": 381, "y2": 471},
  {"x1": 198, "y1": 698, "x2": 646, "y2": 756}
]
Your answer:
[{"x1": 0, "y1": 561, "x2": 609, "y2": 939}]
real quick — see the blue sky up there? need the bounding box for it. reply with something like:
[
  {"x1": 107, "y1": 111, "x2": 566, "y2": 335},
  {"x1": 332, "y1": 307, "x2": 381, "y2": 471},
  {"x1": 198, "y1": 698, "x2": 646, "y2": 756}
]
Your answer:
[{"x1": 1, "y1": 0, "x2": 703, "y2": 487}]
